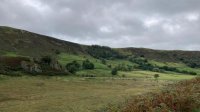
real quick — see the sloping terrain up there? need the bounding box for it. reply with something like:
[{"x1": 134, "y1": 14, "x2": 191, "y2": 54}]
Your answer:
[
  {"x1": 118, "y1": 48, "x2": 200, "y2": 67},
  {"x1": 1, "y1": 26, "x2": 200, "y2": 63},
  {"x1": 0, "y1": 26, "x2": 199, "y2": 112},
  {"x1": 0, "y1": 26, "x2": 87, "y2": 57},
  {"x1": 0, "y1": 26, "x2": 200, "y2": 77}
]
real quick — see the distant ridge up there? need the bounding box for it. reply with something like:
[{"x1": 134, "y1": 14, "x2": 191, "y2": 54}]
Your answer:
[
  {"x1": 0, "y1": 26, "x2": 200, "y2": 64},
  {"x1": 0, "y1": 26, "x2": 87, "y2": 57}
]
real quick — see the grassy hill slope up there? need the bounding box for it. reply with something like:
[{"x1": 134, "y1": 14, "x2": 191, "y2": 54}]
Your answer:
[
  {"x1": 0, "y1": 26, "x2": 200, "y2": 76},
  {"x1": 0, "y1": 26, "x2": 87, "y2": 57},
  {"x1": 118, "y1": 48, "x2": 200, "y2": 67}
]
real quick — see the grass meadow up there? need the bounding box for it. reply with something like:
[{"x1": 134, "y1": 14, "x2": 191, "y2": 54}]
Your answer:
[
  {"x1": 0, "y1": 53, "x2": 198, "y2": 112},
  {"x1": 0, "y1": 72, "x2": 195, "y2": 112}
]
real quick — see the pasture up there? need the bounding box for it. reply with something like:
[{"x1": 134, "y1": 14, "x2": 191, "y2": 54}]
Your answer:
[{"x1": 0, "y1": 73, "x2": 195, "y2": 112}]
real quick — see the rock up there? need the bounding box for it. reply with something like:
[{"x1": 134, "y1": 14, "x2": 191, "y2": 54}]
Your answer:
[{"x1": 21, "y1": 61, "x2": 42, "y2": 73}]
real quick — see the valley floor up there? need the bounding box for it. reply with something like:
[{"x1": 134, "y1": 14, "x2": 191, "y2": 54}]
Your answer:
[{"x1": 0, "y1": 74, "x2": 195, "y2": 112}]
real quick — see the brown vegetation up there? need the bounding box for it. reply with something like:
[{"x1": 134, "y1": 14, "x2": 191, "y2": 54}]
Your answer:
[{"x1": 122, "y1": 77, "x2": 200, "y2": 112}]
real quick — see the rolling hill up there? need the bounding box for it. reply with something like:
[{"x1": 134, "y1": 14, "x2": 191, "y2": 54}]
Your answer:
[
  {"x1": 1, "y1": 26, "x2": 200, "y2": 61},
  {"x1": 0, "y1": 26, "x2": 200, "y2": 76},
  {"x1": 0, "y1": 26, "x2": 87, "y2": 57},
  {"x1": 0, "y1": 26, "x2": 199, "y2": 112}
]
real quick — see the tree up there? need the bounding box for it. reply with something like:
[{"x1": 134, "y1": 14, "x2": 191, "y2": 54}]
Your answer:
[
  {"x1": 154, "y1": 74, "x2": 159, "y2": 82},
  {"x1": 87, "y1": 45, "x2": 125, "y2": 59},
  {"x1": 101, "y1": 59, "x2": 106, "y2": 65},
  {"x1": 82, "y1": 59, "x2": 95, "y2": 69},
  {"x1": 66, "y1": 61, "x2": 80, "y2": 74},
  {"x1": 107, "y1": 65, "x2": 112, "y2": 68},
  {"x1": 111, "y1": 68, "x2": 118, "y2": 75},
  {"x1": 55, "y1": 50, "x2": 60, "y2": 55},
  {"x1": 41, "y1": 56, "x2": 52, "y2": 65}
]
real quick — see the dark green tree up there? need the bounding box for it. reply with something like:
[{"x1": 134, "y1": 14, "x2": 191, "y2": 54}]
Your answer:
[
  {"x1": 111, "y1": 68, "x2": 118, "y2": 75},
  {"x1": 66, "y1": 61, "x2": 80, "y2": 74},
  {"x1": 154, "y1": 74, "x2": 159, "y2": 82},
  {"x1": 101, "y1": 59, "x2": 107, "y2": 65},
  {"x1": 41, "y1": 56, "x2": 52, "y2": 65},
  {"x1": 82, "y1": 59, "x2": 95, "y2": 69}
]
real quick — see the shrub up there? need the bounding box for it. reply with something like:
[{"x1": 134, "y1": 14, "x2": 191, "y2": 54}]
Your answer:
[
  {"x1": 111, "y1": 68, "x2": 118, "y2": 75},
  {"x1": 66, "y1": 61, "x2": 80, "y2": 74},
  {"x1": 154, "y1": 74, "x2": 159, "y2": 82},
  {"x1": 55, "y1": 50, "x2": 60, "y2": 55},
  {"x1": 122, "y1": 74, "x2": 126, "y2": 77},
  {"x1": 107, "y1": 65, "x2": 112, "y2": 68},
  {"x1": 82, "y1": 59, "x2": 94, "y2": 69},
  {"x1": 41, "y1": 56, "x2": 52, "y2": 65},
  {"x1": 152, "y1": 68, "x2": 161, "y2": 72},
  {"x1": 101, "y1": 59, "x2": 107, "y2": 65}
]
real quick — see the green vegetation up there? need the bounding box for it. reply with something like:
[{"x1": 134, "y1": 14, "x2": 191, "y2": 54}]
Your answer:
[
  {"x1": 82, "y1": 59, "x2": 95, "y2": 70},
  {"x1": 129, "y1": 56, "x2": 198, "y2": 75},
  {"x1": 40, "y1": 56, "x2": 52, "y2": 65},
  {"x1": 87, "y1": 45, "x2": 125, "y2": 59},
  {"x1": 111, "y1": 68, "x2": 118, "y2": 75},
  {"x1": 120, "y1": 70, "x2": 195, "y2": 80},
  {"x1": 0, "y1": 26, "x2": 200, "y2": 112},
  {"x1": 154, "y1": 74, "x2": 160, "y2": 81},
  {"x1": 65, "y1": 61, "x2": 80, "y2": 74}
]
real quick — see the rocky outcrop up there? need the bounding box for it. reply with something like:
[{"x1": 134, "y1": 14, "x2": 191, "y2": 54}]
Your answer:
[
  {"x1": 21, "y1": 61, "x2": 42, "y2": 73},
  {"x1": 50, "y1": 59, "x2": 63, "y2": 71}
]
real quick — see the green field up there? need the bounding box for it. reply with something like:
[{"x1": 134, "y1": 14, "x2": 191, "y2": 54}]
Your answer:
[
  {"x1": 0, "y1": 73, "x2": 195, "y2": 112},
  {"x1": 0, "y1": 26, "x2": 200, "y2": 112}
]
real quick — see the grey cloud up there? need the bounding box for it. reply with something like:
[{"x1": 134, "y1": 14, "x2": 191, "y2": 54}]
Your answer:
[{"x1": 0, "y1": 0, "x2": 200, "y2": 50}]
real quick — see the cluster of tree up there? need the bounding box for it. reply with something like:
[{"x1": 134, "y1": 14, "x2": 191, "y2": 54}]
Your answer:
[
  {"x1": 101, "y1": 59, "x2": 107, "y2": 65},
  {"x1": 40, "y1": 56, "x2": 52, "y2": 65},
  {"x1": 129, "y1": 57, "x2": 148, "y2": 64},
  {"x1": 65, "y1": 61, "x2": 80, "y2": 74},
  {"x1": 178, "y1": 57, "x2": 200, "y2": 68},
  {"x1": 87, "y1": 45, "x2": 125, "y2": 59},
  {"x1": 115, "y1": 64, "x2": 134, "y2": 71},
  {"x1": 65, "y1": 59, "x2": 95, "y2": 74},
  {"x1": 183, "y1": 60, "x2": 200, "y2": 68},
  {"x1": 82, "y1": 59, "x2": 95, "y2": 69},
  {"x1": 129, "y1": 56, "x2": 197, "y2": 75},
  {"x1": 158, "y1": 66, "x2": 197, "y2": 75},
  {"x1": 129, "y1": 57, "x2": 154, "y2": 70},
  {"x1": 110, "y1": 64, "x2": 135, "y2": 76}
]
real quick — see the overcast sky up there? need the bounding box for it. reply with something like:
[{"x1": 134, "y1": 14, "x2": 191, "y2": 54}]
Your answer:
[{"x1": 0, "y1": 0, "x2": 200, "y2": 50}]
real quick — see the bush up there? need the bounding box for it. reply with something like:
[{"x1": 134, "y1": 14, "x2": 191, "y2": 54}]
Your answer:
[
  {"x1": 152, "y1": 68, "x2": 161, "y2": 72},
  {"x1": 111, "y1": 68, "x2": 118, "y2": 75},
  {"x1": 66, "y1": 61, "x2": 80, "y2": 74},
  {"x1": 41, "y1": 56, "x2": 52, "y2": 65},
  {"x1": 107, "y1": 65, "x2": 112, "y2": 68},
  {"x1": 116, "y1": 64, "x2": 134, "y2": 71},
  {"x1": 101, "y1": 59, "x2": 107, "y2": 65},
  {"x1": 154, "y1": 74, "x2": 159, "y2": 82},
  {"x1": 55, "y1": 50, "x2": 60, "y2": 55},
  {"x1": 82, "y1": 59, "x2": 95, "y2": 69}
]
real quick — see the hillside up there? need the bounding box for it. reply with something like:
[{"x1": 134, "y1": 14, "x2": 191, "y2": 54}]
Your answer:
[
  {"x1": 0, "y1": 26, "x2": 200, "y2": 76},
  {"x1": 0, "y1": 26, "x2": 199, "y2": 112},
  {"x1": 119, "y1": 47, "x2": 200, "y2": 63},
  {"x1": 1, "y1": 26, "x2": 200, "y2": 63},
  {"x1": 0, "y1": 26, "x2": 87, "y2": 57}
]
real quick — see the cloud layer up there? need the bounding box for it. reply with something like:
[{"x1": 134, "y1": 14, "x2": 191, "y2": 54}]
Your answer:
[{"x1": 0, "y1": 0, "x2": 200, "y2": 50}]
